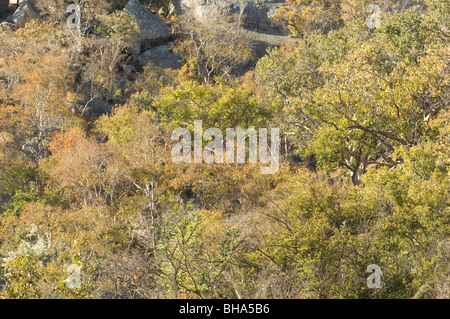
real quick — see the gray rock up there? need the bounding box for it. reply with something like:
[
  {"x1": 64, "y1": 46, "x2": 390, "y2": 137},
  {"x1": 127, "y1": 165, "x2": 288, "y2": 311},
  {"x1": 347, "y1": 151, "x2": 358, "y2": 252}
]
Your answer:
[
  {"x1": 12, "y1": 0, "x2": 39, "y2": 27},
  {"x1": 0, "y1": 21, "x2": 16, "y2": 31},
  {"x1": 73, "y1": 98, "x2": 113, "y2": 121},
  {"x1": 138, "y1": 44, "x2": 182, "y2": 69},
  {"x1": 122, "y1": 64, "x2": 137, "y2": 77},
  {"x1": 242, "y1": 1, "x2": 288, "y2": 33},
  {"x1": 124, "y1": 0, "x2": 172, "y2": 55},
  {"x1": 85, "y1": 98, "x2": 112, "y2": 116},
  {"x1": 114, "y1": 76, "x2": 130, "y2": 92},
  {"x1": 175, "y1": 0, "x2": 289, "y2": 35},
  {"x1": 0, "y1": 0, "x2": 9, "y2": 16}
]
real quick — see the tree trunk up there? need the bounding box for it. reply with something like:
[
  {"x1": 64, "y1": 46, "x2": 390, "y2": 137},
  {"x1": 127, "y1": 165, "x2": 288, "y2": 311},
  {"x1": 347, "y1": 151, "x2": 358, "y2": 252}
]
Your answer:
[{"x1": 351, "y1": 170, "x2": 361, "y2": 186}]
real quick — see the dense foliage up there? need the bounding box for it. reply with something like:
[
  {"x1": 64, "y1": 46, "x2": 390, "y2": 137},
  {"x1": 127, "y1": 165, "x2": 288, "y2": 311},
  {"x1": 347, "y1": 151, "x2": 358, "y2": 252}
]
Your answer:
[{"x1": 0, "y1": 0, "x2": 448, "y2": 299}]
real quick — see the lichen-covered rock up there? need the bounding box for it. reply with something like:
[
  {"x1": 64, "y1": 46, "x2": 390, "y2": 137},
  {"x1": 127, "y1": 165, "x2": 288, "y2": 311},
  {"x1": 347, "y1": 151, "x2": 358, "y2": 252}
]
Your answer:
[
  {"x1": 12, "y1": 0, "x2": 39, "y2": 27},
  {"x1": 124, "y1": 0, "x2": 172, "y2": 55},
  {"x1": 138, "y1": 44, "x2": 182, "y2": 69}
]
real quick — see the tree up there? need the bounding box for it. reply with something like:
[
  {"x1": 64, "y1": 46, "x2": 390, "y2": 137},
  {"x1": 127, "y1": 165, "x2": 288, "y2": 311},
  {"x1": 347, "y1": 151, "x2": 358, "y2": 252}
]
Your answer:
[
  {"x1": 272, "y1": 0, "x2": 345, "y2": 38},
  {"x1": 82, "y1": 11, "x2": 139, "y2": 102},
  {"x1": 97, "y1": 105, "x2": 177, "y2": 217},
  {"x1": 272, "y1": 0, "x2": 422, "y2": 38},
  {"x1": 173, "y1": 11, "x2": 253, "y2": 83},
  {"x1": 257, "y1": 7, "x2": 448, "y2": 184},
  {"x1": 0, "y1": 21, "x2": 76, "y2": 165},
  {"x1": 153, "y1": 78, "x2": 272, "y2": 131},
  {"x1": 48, "y1": 127, "x2": 123, "y2": 206}
]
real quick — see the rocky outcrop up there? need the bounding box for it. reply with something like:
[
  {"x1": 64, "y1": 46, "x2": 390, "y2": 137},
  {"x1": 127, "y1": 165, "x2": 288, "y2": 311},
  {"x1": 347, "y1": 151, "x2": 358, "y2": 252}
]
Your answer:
[
  {"x1": 0, "y1": 0, "x2": 9, "y2": 16},
  {"x1": 174, "y1": 0, "x2": 289, "y2": 35},
  {"x1": 12, "y1": 0, "x2": 38, "y2": 27},
  {"x1": 173, "y1": 0, "x2": 296, "y2": 65},
  {"x1": 173, "y1": 0, "x2": 294, "y2": 63},
  {"x1": 241, "y1": 1, "x2": 288, "y2": 33},
  {"x1": 138, "y1": 44, "x2": 182, "y2": 69},
  {"x1": 0, "y1": 21, "x2": 16, "y2": 31},
  {"x1": 124, "y1": 0, "x2": 172, "y2": 55},
  {"x1": 71, "y1": 99, "x2": 113, "y2": 122}
]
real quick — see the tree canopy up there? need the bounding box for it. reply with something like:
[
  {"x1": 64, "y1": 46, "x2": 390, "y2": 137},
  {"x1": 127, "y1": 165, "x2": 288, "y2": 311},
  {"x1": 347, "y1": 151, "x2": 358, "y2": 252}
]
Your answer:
[{"x1": 0, "y1": 0, "x2": 448, "y2": 299}]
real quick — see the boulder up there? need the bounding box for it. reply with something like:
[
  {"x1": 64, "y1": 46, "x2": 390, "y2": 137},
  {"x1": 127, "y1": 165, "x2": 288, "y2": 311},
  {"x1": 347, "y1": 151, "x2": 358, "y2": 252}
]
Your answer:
[
  {"x1": 84, "y1": 98, "x2": 112, "y2": 117},
  {"x1": 138, "y1": 44, "x2": 182, "y2": 69},
  {"x1": 72, "y1": 98, "x2": 112, "y2": 121},
  {"x1": 114, "y1": 76, "x2": 130, "y2": 92},
  {"x1": 174, "y1": 0, "x2": 289, "y2": 35},
  {"x1": 0, "y1": 0, "x2": 9, "y2": 16},
  {"x1": 124, "y1": 0, "x2": 172, "y2": 55},
  {"x1": 122, "y1": 64, "x2": 137, "y2": 77},
  {"x1": 0, "y1": 21, "x2": 16, "y2": 31},
  {"x1": 242, "y1": 1, "x2": 288, "y2": 33},
  {"x1": 12, "y1": 0, "x2": 39, "y2": 27}
]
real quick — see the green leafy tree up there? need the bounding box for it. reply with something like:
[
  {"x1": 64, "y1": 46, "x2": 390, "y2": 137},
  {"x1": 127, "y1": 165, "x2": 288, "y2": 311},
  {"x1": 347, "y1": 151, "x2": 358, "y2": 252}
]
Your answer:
[{"x1": 153, "y1": 78, "x2": 272, "y2": 131}]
